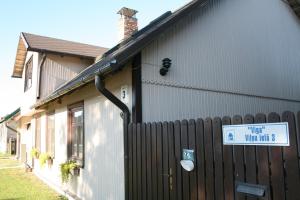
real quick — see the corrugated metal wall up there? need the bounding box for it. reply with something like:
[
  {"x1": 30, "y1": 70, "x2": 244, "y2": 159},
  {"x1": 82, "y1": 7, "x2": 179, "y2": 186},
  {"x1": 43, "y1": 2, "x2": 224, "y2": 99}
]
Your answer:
[
  {"x1": 142, "y1": 0, "x2": 300, "y2": 122},
  {"x1": 40, "y1": 55, "x2": 92, "y2": 99}
]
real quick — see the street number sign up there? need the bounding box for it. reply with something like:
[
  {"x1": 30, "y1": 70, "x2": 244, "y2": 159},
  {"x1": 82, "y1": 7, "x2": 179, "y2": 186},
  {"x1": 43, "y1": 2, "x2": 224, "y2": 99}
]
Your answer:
[{"x1": 222, "y1": 122, "x2": 289, "y2": 146}]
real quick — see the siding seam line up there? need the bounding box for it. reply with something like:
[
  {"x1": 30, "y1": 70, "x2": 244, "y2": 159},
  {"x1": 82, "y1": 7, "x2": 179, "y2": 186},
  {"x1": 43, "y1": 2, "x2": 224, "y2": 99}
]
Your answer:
[{"x1": 142, "y1": 80, "x2": 300, "y2": 103}]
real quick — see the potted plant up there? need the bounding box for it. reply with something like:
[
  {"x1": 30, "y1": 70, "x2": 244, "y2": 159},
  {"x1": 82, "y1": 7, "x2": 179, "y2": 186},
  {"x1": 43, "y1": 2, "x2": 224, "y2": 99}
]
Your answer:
[
  {"x1": 39, "y1": 153, "x2": 54, "y2": 168},
  {"x1": 60, "y1": 160, "x2": 80, "y2": 183},
  {"x1": 30, "y1": 148, "x2": 40, "y2": 159},
  {"x1": 70, "y1": 164, "x2": 80, "y2": 176},
  {"x1": 47, "y1": 155, "x2": 54, "y2": 167}
]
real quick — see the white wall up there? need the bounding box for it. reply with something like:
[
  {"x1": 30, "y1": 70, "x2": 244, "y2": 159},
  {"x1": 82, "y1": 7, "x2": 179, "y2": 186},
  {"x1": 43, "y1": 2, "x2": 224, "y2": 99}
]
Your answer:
[
  {"x1": 0, "y1": 123, "x2": 8, "y2": 153},
  {"x1": 20, "y1": 51, "x2": 39, "y2": 116},
  {"x1": 142, "y1": 0, "x2": 300, "y2": 121},
  {"x1": 17, "y1": 116, "x2": 33, "y2": 164},
  {"x1": 31, "y1": 66, "x2": 132, "y2": 200}
]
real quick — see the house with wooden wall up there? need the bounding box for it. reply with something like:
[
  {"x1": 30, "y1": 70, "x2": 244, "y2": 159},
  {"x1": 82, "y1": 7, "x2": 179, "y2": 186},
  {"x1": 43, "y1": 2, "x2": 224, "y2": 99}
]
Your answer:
[
  {"x1": 0, "y1": 108, "x2": 20, "y2": 155},
  {"x1": 10, "y1": 0, "x2": 300, "y2": 199}
]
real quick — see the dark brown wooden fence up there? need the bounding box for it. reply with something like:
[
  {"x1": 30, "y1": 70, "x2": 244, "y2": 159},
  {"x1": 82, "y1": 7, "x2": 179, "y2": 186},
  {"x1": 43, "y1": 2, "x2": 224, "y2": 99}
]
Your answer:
[{"x1": 127, "y1": 111, "x2": 300, "y2": 200}]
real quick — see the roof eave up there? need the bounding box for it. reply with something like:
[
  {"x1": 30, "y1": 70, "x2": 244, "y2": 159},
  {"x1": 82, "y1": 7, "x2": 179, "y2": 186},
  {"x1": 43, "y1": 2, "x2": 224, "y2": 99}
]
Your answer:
[
  {"x1": 11, "y1": 34, "x2": 29, "y2": 78},
  {"x1": 27, "y1": 47, "x2": 97, "y2": 60}
]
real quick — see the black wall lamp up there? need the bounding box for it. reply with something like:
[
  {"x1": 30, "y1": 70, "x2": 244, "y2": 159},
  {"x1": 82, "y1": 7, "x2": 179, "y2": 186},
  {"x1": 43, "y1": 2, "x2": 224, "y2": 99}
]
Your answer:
[{"x1": 160, "y1": 58, "x2": 172, "y2": 76}]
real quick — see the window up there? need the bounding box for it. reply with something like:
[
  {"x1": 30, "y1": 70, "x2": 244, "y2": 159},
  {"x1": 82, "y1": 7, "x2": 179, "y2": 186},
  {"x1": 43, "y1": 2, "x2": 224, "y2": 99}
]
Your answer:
[
  {"x1": 68, "y1": 102, "x2": 84, "y2": 167},
  {"x1": 46, "y1": 112, "x2": 55, "y2": 157},
  {"x1": 35, "y1": 117, "x2": 41, "y2": 151},
  {"x1": 24, "y1": 57, "x2": 33, "y2": 92}
]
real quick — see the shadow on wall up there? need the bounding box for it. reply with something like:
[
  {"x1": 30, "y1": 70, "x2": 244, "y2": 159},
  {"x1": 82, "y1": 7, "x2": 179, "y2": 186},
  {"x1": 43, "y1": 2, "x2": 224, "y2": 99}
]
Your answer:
[{"x1": 70, "y1": 96, "x2": 124, "y2": 199}]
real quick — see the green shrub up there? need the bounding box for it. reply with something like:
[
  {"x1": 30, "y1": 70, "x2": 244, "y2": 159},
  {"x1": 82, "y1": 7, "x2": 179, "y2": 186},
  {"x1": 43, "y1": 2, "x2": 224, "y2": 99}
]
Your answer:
[
  {"x1": 30, "y1": 148, "x2": 40, "y2": 159},
  {"x1": 60, "y1": 160, "x2": 78, "y2": 183}
]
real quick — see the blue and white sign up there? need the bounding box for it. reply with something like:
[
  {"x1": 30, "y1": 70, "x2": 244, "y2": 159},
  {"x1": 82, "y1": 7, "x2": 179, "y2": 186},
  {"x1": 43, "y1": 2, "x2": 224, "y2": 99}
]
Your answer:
[{"x1": 222, "y1": 123, "x2": 289, "y2": 146}]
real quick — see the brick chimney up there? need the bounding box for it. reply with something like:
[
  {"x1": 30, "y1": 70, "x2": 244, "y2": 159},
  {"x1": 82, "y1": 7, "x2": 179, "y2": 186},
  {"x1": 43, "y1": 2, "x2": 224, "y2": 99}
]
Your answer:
[{"x1": 117, "y1": 7, "x2": 138, "y2": 41}]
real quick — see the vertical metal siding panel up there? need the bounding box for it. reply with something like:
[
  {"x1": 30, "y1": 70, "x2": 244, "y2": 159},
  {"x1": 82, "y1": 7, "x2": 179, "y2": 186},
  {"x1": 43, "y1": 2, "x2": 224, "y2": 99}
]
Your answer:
[
  {"x1": 142, "y1": 0, "x2": 300, "y2": 122},
  {"x1": 84, "y1": 95, "x2": 125, "y2": 200},
  {"x1": 142, "y1": 84, "x2": 300, "y2": 122},
  {"x1": 40, "y1": 58, "x2": 84, "y2": 99}
]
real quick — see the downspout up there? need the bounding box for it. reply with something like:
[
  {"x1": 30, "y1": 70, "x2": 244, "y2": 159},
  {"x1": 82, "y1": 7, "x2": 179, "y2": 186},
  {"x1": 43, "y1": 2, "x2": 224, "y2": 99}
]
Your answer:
[
  {"x1": 5, "y1": 122, "x2": 18, "y2": 133},
  {"x1": 95, "y1": 75, "x2": 130, "y2": 200},
  {"x1": 36, "y1": 53, "x2": 47, "y2": 99}
]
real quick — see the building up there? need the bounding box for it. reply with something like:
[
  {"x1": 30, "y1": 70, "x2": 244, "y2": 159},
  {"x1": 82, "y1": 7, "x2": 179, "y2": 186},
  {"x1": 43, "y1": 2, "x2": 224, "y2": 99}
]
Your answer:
[
  {"x1": 0, "y1": 108, "x2": 20, "y2": 155},
  {"x1": 11, "y1": 0, "x2": 300, "y2": 199}
]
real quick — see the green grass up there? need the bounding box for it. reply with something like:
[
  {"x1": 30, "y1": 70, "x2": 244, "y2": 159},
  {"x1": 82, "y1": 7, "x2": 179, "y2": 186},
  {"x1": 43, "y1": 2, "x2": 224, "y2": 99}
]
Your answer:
[{"x1": 0, "y1": 157, "x2": 67, "y2": 200}]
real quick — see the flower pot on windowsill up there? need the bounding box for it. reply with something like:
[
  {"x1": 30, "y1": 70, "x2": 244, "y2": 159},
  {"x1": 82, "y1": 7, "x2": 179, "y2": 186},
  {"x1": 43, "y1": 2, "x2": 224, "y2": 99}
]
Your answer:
[
  {"x1": 70, "y1": 167, "x2": 80, "y2": 176},
  {"x1": 47, "y1": 157, "x2": 53, "y2": 167}
]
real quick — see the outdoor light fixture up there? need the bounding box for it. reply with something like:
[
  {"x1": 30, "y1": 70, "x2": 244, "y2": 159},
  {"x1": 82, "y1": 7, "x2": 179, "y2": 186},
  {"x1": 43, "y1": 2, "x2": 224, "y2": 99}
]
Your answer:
[
  {"x1": 180, "y1": 160, "x2": 194, "y2": 172},
  {"x1": 160, "y1": 58, "x2": 172, "y2": 76}
]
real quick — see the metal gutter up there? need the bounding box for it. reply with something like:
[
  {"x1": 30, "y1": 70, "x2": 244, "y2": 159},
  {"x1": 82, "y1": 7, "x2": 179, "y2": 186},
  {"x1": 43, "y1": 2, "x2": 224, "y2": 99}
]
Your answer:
[
  {"x1": 5, "y1": 122, "x2": 18, "y2": 133},
  {"x1": 0, "y1": 108, "x2": 21, "y2": 124},
  {"x1": 286, "y1": 0, "x2": 300, "y2": 17},
  {"x1": 95, "y1": 75, "x2": 130, "y2": 200}
]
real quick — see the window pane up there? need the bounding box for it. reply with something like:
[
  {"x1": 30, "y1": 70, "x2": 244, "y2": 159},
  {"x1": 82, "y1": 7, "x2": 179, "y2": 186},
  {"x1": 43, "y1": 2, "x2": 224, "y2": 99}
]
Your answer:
[
  {"x1": 74, "y1": 110, "x2": 83, "y2": 124},
  {"x1": 68, "y1": 103, "x2": 84, "y2": 166},
  {"x1": 47, "y1": 113, "x2": 55, "y2": 156},
  {"x1": 35, "y1": 117, "x2": 41, "y2": 151},
  {"x1": 77, "y1": 126, "x2": 83, "y2": 160},
  {"x1": 71, "y1": 125, "x2": 78, "y2": 158},
  {"x1": 24, "y1": 58, "x2": 33, "y2": 92}
]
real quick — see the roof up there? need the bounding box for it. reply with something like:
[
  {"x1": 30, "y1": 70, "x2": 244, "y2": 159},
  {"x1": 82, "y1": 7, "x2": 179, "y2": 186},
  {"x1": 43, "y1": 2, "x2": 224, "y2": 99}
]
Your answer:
[
  {"x1": 12, "y1": 32, "x2": 108, "y2": 78},
  {"x1": 0, "y1": 108, "x2": 20, "y2": 124},
  {"x1": 33, "y1": 0, "x2": 208, "y2": 108},
  {"x1": 287, "y1": 0, "x2": 300, "y2": 17}
]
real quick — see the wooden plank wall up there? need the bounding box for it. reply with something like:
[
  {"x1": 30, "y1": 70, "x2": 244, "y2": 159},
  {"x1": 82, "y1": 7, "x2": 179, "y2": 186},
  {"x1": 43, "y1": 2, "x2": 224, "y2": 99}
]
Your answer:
[{"x1": 128, "y1": 111, "x2": 300, "y2": 200}]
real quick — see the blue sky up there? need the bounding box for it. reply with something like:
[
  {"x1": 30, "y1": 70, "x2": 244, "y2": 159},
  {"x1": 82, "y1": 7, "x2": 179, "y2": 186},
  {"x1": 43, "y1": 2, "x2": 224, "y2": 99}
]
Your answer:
[{"x1": 0, "y1": 0, "x2": 190, "y2": 117}]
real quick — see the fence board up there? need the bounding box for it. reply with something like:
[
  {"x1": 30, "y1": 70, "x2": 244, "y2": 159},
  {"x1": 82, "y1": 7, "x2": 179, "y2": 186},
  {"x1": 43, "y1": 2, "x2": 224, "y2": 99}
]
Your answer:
[
  {"x1": 151, "y1": 122, "x2": 158, "y2": 200},
  {"x1": 136, "y1": 124, "x2": 142, "y2": 200},
  {"x1": 174, "y1": 120, "x2": 182, "y2": 200},
  {"x1": 132, "y1": 123, "x2": 138, "y2": 200},
  {"x1": 282, "y1": 111, "x2": 300, "y2": 199},
  {"x1": 213, "y1": 117, "x2": 224, "y2": 200},
  {"x1": 204, "y1": 118, "x2": 215, "y2": 200},
  {"x1": 157, "y1": 122, "x2": 164, "y2": 200},
  {"x1": 297, "y1": 112, "x2": 300, "y2": 160},
  {"x1": 244, "y1": 115, "x2": 257, "y2": 200},
  {"x1": 195, "y1": 119, "x2": 206, "y2": 200},
  {"x1": 128, "y1": 124, "x2": 133, "y2": 200},
  {"x1": 268, "y1": 113, "x2": 285, "y2": 200},
  {"x1": 254, "y1": 113, "x2": 270, "y2": 200},
  {"x1": 232, "y1": 115, "x2": 245, "y2": 200},
  {"x1": 128, "y1": 111, "x2": 300, "y2": 200},
  {"x1": 146, "y1": 123, "x2": 152, "y2": 200},
  {"x1": 188, "y1": 119, "x2": 197, "y2": 200},
  {"x1": 181, "y1": 120, "x2": 190, "y2": 200},
  {"x1": 222, "y1": 116, "x2": 234, "y2": 200},
  {"x1": 163, "y1": 122, "x2": 170, "y2": 200},
  {"x1": 297, "y1": 112, "x2": 300, "y2": 165},
  {"x1": 141, "y1": 123, "x2": 147, "y2": 200},
  {"x1": 168, "y1": 122, "x2": 176, "y2": 200}
]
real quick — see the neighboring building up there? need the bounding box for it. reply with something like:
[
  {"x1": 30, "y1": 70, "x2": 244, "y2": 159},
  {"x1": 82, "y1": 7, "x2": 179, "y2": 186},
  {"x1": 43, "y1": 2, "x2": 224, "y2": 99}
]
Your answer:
[
  {"x1": 10, "y1": 1, "x2": 300, "y2": 200},
  {"x1": 0, "y1": 108, "x2": 20, "y2": 155},
  {"x1": 11, "y1": 32, "x2": 108, "y2": 198}
]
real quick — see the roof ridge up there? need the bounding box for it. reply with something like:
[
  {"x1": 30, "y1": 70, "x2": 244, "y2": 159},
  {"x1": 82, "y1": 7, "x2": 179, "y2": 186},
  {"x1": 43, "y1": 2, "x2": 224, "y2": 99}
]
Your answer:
[{"x1": 21, "y1": 32, "x2": 106, "y2": 49}]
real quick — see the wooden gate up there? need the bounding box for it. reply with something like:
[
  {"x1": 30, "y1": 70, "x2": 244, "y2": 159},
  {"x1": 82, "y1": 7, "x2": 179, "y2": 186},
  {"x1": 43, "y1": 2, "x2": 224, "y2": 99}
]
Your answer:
[{"x1": 127, "y1": 111, "x2": 300, "y2": 200}]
